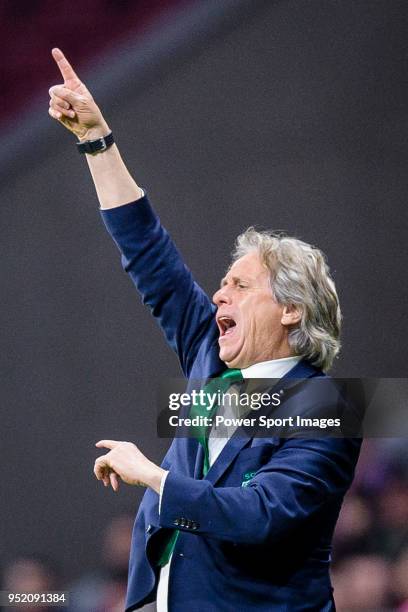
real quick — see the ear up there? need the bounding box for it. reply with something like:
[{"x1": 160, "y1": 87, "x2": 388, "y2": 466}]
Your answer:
[{"x1": 281, "y1": 304, "x2": 302, "y2": 327}]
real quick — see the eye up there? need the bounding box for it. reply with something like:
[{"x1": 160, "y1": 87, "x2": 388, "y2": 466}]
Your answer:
[{"x1": 238, "y1": 283, "x2": 248, "y2": 289}]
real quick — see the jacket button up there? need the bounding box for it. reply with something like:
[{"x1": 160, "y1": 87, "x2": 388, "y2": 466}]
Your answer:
[
  {"x1": 192, "y1": 523, "x2": 199, "y2": 530},
  {"x1": 174, "y1": 518, "x2": 180, "y2": 526}
]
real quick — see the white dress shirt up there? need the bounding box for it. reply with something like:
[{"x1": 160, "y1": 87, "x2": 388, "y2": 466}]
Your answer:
[{"x1": 156, "y1": 356, "x2": 301, "y2": 612}]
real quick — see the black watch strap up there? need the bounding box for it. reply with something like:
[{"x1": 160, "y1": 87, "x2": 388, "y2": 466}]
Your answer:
[{"x1": 76, "y1": 132, "x2": 114, "y2": 154}]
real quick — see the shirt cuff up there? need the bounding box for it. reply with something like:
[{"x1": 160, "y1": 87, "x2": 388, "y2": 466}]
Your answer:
[{"x1": 158, "y1": 470, "x2": 169, "y2": 515}]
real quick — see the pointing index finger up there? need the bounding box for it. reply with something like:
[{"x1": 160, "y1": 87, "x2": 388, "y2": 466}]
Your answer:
[
  {"x1": 95, "y1": 440, "x2": 119, "y2": 449},
  {"x1": 51, "y1": 48, "x2": 79, "y2": 83}
]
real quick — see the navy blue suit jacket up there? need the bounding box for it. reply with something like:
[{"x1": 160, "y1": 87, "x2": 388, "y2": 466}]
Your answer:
[{"x1": 101, "y1": 195, "x2": 361, "y2": 612}]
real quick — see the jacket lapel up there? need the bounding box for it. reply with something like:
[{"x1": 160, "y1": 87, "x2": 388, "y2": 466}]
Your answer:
[
  {"x1": 204, "y1": 359, "x2": 322, "y2": 486},
  {"x1": 204, "y1": 432, "x2": 252, "y2": 484}
]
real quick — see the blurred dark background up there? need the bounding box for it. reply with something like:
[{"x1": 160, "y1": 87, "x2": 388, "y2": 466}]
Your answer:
[{"x1": 1, "y1": 1, "x2": 408, "y2": 610}]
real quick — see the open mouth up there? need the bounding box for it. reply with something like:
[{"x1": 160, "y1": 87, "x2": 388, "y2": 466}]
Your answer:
[{"x1": 217, "y1": 315, "x2": 237, "y2": 338}]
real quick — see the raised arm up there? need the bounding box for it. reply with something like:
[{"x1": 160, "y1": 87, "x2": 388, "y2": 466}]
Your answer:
[
  {"x1": 49, "y1": 48, "x2": 142, "y2": 209},
  {"x1": 48, "y1": 49, "x2": 215, "y2": 374}
]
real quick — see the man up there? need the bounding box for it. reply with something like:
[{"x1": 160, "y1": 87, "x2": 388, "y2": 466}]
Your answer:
[{"x1": 49, "y1": 48, "x2": 361, "y2": 611}]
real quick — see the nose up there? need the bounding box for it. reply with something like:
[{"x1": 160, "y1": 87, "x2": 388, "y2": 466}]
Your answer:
[{"x1": 212, "y1": 285, "x2": 232, "y2": 306}]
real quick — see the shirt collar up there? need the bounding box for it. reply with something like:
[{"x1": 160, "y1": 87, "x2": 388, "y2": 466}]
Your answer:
[{"x1": 241, "y1": 356, "x2": 301, "y2": 380}]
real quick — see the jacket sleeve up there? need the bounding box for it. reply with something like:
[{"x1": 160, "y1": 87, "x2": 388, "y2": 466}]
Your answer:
[
  {"x1": 158, "y1": 438, "x2": 361, "y2": 545},
  {"x1": 100, "y1": 195, "x2": 215, "y2": 376}
]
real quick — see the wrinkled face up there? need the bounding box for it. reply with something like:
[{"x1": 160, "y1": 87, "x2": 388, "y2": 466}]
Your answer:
[{"x1": 212, "y1": 251, "x2": 296, "y2": 369}]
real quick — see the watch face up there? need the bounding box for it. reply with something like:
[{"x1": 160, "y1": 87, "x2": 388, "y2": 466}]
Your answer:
[{"x1": 95, "y1": 138, "x2": 107, "y2": 152}]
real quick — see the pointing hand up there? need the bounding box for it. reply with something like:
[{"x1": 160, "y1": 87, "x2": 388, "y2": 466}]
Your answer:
[
  {"x1": 94, "y1": 440, "x2": 166, "y2": 494},
  {"x1": 48, "y1": 48, "x2": 109, "y2": 140}
]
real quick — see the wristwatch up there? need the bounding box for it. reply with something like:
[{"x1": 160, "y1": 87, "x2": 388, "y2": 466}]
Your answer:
[{"x1": 76, "y1": 132, "x2": 114, "y2": 154}]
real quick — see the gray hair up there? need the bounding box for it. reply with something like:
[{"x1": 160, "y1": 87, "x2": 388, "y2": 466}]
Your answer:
[{"x1": 232, "y1": 228, "x2": 341, "y2": 372}]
